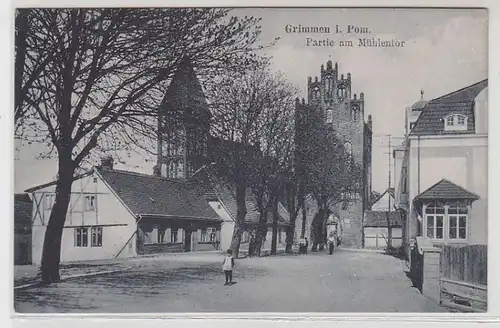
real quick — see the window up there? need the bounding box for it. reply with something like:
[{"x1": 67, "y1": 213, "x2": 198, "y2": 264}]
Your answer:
[
  {"x1": 425, "y1": 202, "x2": 445, "y2": 240},
  {"x1": 448, "y1": 203, "x2": 468, "y2": 240},
  {"x1": 200, "y1": 228, "x2": 216, "y2": 242},
  {"x1": 161, "y1": 163, "x2": 167, "y2": 177},
  {"x1": 242, "y1": 231, "x2": 249, "y2": 243},
  {"x1": 326, "y1": 109, "x2": 333, "y2": 123},
  {"x1": 402, "y1": 167, "x2": 408, "y2": 193},
  {"x1": 44, "y1": 194, "x2": 55, "y2": 210},
  {"x1": 85, "y1": 195, "x2": 96, "y2": 211},
  {"x1": 75, "y1": 227, "x2": 89, "y2": 247},
  {"x1": 171, "y1": 228, "x2": 179, "y2": 243},
  {"x1": 337, "y1": 87, "x2": 345, "y2": 99},
  {"x1": 200, "y1": 228, "x2": 209, "y2": 242},
  {"x1": 444, "y1": 114, "x2": 468, "y2": 131},
  {"x1": 158, "y1": 229, "x2": 166, "y2": 243},
  {"x1": 176, "y1": 160, "x2": 184, "y2": 178},
  {"x1": 325, "y1": 76, "x2": 332, "y2": 94},
  {"x1": 91, "y1": 227, "x2": 103, "y2": 247},
  {"x1": 312, "y1": 87, "x2": 320, "y2": 100}
]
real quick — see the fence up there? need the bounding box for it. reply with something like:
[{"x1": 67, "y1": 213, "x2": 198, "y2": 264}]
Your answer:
[{"x1": 439, "y1": 244, "x2": 487, "y2": 286}]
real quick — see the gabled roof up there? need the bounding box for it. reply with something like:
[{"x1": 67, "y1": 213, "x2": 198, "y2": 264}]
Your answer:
[
  {"x1": 24, "y1": 171, "x2": 93, "y2": 193},
  {"x1": 190, "y1": 167, "x2": 289, "y2": 225},
  {"x1": 410, "y1": 79, "x2": 487, "y2": 136},
  {"x1": 415, "y1": 179, "x2": 480, "y2": 201},
  {"x1": 364, "y1": 211, "x2": 402, "y2": 227},
  {"x1": 372, "y1": 187, "x2": 395, "y2": 206},
  {"x1": 97, "y1": 168, "x2": 220, "y2": 221}
]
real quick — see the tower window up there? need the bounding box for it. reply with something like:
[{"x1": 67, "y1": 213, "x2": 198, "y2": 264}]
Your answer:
[
  {"x1": 351, "y1": 105, "x2": 360, "y2": 120},
  {"x1": 312, "y1": 87, "x2": 320, "y2": 100},
  {"x1": 337, "y1": 86, "x2": 345, "y2": 100},
  {"x1": 326, "y1": 109, "x2": 333, "y2": 123},
  {"x1": 325, "y1": 76, "x2": 333, "y2": 93}
]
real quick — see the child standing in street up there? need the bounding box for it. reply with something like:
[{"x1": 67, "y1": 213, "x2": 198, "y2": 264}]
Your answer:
[{"x1": 222, "y1": 249, "x2": 235, "y2": 286}]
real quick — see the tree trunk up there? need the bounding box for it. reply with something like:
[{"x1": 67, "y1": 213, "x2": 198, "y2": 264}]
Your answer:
[
  {"x1": 285, "y1": 210, "x2": 297, "y2": 253},
  {"x1": 300, "y1": 193, "x2": 307, "y2": 238},
  {"x1": 40, "y1": 157, "x2": 75, "y2": 284},
  {"x1": 252, "y1": 210, "x2": 268, "y2": 257},
  {"x1": 229, "y1": 182, "x2": 247, "y2": 258},
  {"x1": 270, "y1": 197, "x2": 278, "y2": 255}
]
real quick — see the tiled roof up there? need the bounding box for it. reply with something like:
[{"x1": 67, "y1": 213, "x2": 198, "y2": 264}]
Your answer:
[
  {"x1": 190, "y1": 167, "x2": 289, "y2": 225},
  {"x1": 415, "y1": 179, "x2": 480, "y2": 201},
  {"x1": 364, "y1": 211, "x2": 402, "y2": 227},
  {"x1": 14, "y1": 194, "x2": 32, "y2": 230},
  {"x1": 411, "y1": 79, "x2": 487, "y2": 136},
  {"x1": 98, "y1": 168, "x2": 220, "y2": 221}
]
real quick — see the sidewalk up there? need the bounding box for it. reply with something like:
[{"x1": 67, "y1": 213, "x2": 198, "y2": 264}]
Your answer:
[{"x1": 14, "y1": 250, "x2": 223, "y2": 288}]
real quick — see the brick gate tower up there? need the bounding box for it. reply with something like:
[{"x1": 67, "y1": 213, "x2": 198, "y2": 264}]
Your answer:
[{"x1": 300, "y1": 60, "x2": 373, "y2": 248}]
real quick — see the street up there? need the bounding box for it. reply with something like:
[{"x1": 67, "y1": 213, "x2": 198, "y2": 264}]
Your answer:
[{"x1": 14, "y1": 250, "x2": 447, "y2": 313}]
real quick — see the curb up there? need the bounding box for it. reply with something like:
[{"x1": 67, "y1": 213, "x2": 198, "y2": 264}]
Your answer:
[
  {"x1": 338, "y1": 247, "x2": 385, "y2": 253},
  {"x1": 14, "y1": 269, "x2": 125, "y2": 290}
]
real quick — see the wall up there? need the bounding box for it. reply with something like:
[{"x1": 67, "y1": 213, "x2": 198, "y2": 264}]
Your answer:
[
  {"x1": 208, "y1": 201, "x2": 234, "y2": 252},
  {"x1": 363, "y1": 227, "x2": 402, "y2": 249},
  {"x1": 31, "y1": 171, "x2": 137, "y2": 265},
  {"x1": 408, "y1": 135, "x2": 488, "y2": 245}
]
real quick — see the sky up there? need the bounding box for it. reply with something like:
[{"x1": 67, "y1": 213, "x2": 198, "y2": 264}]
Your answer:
[{"x1": 14, "y1": 8, "x2": 488, "y2": 194}]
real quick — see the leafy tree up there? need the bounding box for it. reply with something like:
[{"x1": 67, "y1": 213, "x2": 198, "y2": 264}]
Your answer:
[{"x1": 16, "y1": 8, "x2": 271, "y2": 283}]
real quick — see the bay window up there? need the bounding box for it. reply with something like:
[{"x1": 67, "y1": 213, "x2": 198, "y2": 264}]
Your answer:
[
  {"x1": 448, "y1": 203, "x2": 468, "y2": 240},
  {"x1": 423, "y1": 200, "x2": 469, "y2": 242}
]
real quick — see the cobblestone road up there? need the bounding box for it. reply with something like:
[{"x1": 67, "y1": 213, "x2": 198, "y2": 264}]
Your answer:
[{"x1": 14, "y1": 250, "x2": 447, "y2": 313}]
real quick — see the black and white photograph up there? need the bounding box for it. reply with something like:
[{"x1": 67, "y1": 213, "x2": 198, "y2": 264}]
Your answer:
[{"x1": 12, "y1": 6, "x2": 488, "y2": 314}]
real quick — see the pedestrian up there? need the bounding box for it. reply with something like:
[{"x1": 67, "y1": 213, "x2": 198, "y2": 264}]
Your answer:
[
  {"x1": 304, "y1": 237, "x2": 309, "y2": 254},
  {"x1": 298, "y1": 236, "x2": 306, "y2": 254},
  {"x1": 222, "y1": 249, "x2": 235, "y2": 286},
  {"x1": 327, "y1": 233, "x2": 335, "y2": 255}
]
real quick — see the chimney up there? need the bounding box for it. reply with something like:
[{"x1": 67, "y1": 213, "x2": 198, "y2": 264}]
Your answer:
[{"x1": 100, "y1": 156, "x2": 114, "y2": 170}]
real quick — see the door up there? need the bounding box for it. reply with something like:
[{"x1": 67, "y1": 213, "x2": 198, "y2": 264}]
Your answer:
[{"x1": 184, "y1": 230, "x2": 192, "y2": 252}]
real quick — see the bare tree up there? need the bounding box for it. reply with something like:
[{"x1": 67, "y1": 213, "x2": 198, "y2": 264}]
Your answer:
[
  {"x1": 16, "y1": 8, "x2": 272, "y2": 283},
  {"x1": 207, "y1": 67, "x2": 297, "y2": 258}
]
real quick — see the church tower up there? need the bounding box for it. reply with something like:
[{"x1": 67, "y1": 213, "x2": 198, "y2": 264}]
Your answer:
[
  {"x1": 156, "y1": 57, "x2": 210, "y2": 179},
  {"x1": 304, "y1": 60, "x2": 373, "y2": 248}
]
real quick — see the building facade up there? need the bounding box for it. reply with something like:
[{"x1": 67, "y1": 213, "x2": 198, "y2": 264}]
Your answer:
[
  {"x1": 395, "y1": 80, "x2": 488, "y2": 260},
  {"x1": 27, "y1": 159, "x2": 223, "y2": 265},
  {"x1": 295, "y1": 60, "x2": 373, "y2": 248}
]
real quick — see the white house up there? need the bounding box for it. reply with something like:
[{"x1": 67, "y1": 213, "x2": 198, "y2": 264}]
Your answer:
[
  {"x1": 395, "y1": 79, "x2": 488, "y2": 258},
  {"x1": 27, "y1": 161, "x2": 223, "y2": 265}
]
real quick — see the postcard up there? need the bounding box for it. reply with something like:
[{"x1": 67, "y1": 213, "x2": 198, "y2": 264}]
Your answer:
[{"x1": 13, "y1": 6, "x2": 488, "y2": 314}]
